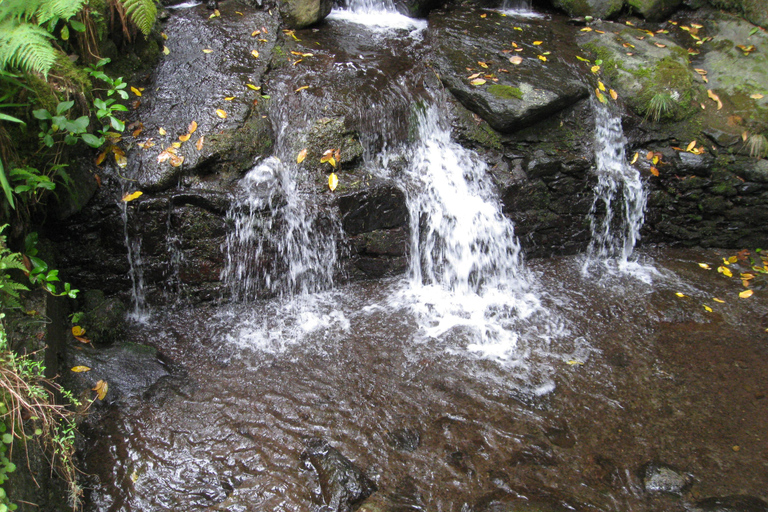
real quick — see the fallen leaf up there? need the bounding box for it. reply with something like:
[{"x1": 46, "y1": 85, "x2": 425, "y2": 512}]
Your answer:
[
  {"x1": 686, "y1": 140, "x2": 697, "y2": 152},
  {"x1": 251, "y1": 50, "x2": 259, "y2": 58},
  {"x1": 196, "y1": 136, "x2": 204, "y2": 151},
  {"x1": 591, "y1": 65, "x2": 600, "y2": 74},
  {"x1": 159, "y1": 127, "x2": 167, "y2": 136},
  {"x1": 179, "y1": 133, "x2": 191, "y2": 142},
  {"x1": 739, "y1": 289, "x2": 754, "y2": 299},
  {"x1": 161, "y1": 32, "x2": 168, "y2": 40},
  {"x1": 328, "y1": 172, "x2": 338, "y2": 191},
  {"x1": 74, "y1": 336, "x2": 91, "y2": 344},
  {"x1": 609, "y1": 89, "x2": 618, "y2": 100},
  {"x1": 478, "y1": 61, "x2": 489, "y2": 68},
  {"x1": 122, "y1": 191, "x2": 143, "y2": 202},
  {"x1": 72, "y1": 326, "x2": 86, "y2": 337},
  {"x1": 171, "y1": 142, "x2": 181, "y2": 148},
  {"x1": 580, "y1": 27, "x2": 592, "y2": 32},
  {"x1": 170, "y1": 154, "x2": 184, "y2": 167},
  {"x1": 96, "y1": 149, "x2": 108, "y2": 165},
  {"x1": 533, "y1": 41, "x2": 543, "y2": 45},
  {"x1": 137, "y1": 139, "x2": 155, "y2": 149},
  {"x1": 163, "y1": 45, "x2": 170, "y2": 55},
  {"x1": 694, "y1": 68, "x2": 707, "y2": 75},
  {"x1": 650, "y1": 166, "x2": 659, "y2": 176},
  {"x1": 71, "y1": 366, "x2": 91, "y2": 372},
  {"x1": 717, "y1": 266, "x2": 733, "y2": 277},
  {"x1": 470, "y1": 78, "x2": 487, "y2": 86},
  {"x1": 130, "y1": 86, "x2": 142, "y2": 96},
  {"x1": 246, "y1": 84, "x2": 261, "y2": 91},
  {"x1": 188, "y1": 121, "x2": 198, "y2": 134},
  {"x1": 712, "y1": 297, "x2": 725, "y2": 303},
  {"x1": 595, "y1": 89, "x2": 607, "y2": 103},
  {"x1": 224, "y1": 96, "x2": 235, "y2": 101},
  {"x1": 297, "y1": 148, "x2": 307, "y2": 164},
  {"x1": 576, "y1": 55, "x2": 590, "y2": 62},
  {"x1": 654, "y1": 42, "x2": 666, "y2": 48},
  {"x1": 209, "y1": 8, "x2": 220, "y2": 18},
  {"x1": 468, "y1": 72, "x2": 482, "y2": 79},
  {"x1": 751, "y1": 93, "x2": 764, "y2": 99},
  {"x1": 698, "y1": 262, "x2": 711, "y2": 269},
  {"x1": 216, "y1": 109, "x2": 227, "y2": 118},
  {"x1": 509, "y1": 56, "x2": 523, "y2": 65},
  {"x1": 113, "y1": 147, "x2": 127, "y2": 168},
  {"x1": 537, "y1": 55, "x2": 547, "y2": 62},
  {"x1": 630, "y1": 152, "x2": 639, "y2": 164},
  {"x1": 202, "y1": 48, "x2": 213, "y2": 53},
  {"x1": 707, "y1": 89, "x2": 723, "y2": 110},
  {"x1": 736, "y1": 44, "x2": 755, "y2": 55},
  {"x1": 675, "y1": 292, "x2": 686, "y2": 298},
  {"x1": 566, "y1": 360, "x2": 584, "y2": 366},
  {"x1": 652, "y1": 155, "x2": 659, "y2": 165},
  {"x1": 93, "y1": 380, "x2": 108, "y2": 400},
  {"x1": 703, "y1": 304, "x2": 713, "y2": 312},
  {"x1": 251, "y1": 30, "x2": 260, "y2": 36},
  {"x1": 597, "y1": 81, "x2": 606, "y2": 92}
]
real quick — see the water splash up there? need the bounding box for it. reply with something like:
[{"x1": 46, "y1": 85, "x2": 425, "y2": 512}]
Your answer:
[
  {"x1": 221, "y1": 157, "x2": 340, "y2": 301},
  {"x1": 120, "y1": 201, "x2": 149, "y2": 322},
  {"x1": 329, "y1": 0, "x2": 427, "y2": 31},
  {"x1": 497, "y1": 0, "x2": 544, "y2": 18},
  {"x1": 584, "y1": 100, "x2": 647, "y2": 274}
]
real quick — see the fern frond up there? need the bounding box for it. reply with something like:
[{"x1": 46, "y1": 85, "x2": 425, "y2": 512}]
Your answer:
[
  {"x1": 35, "y1": 0, "x2": 88, "y2": 25},
  {"x1": 0, "y1": 0, "x2": 43, "y2": 23},
  {"x1": 0, "y1": 20, "x2": 57, "y2": 76},
  {"x1": 120, "y1": 0, "x2": 156, "y2": 36}
]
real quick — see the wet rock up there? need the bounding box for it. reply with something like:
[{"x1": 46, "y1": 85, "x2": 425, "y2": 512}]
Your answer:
[
  {"x1": 707, "y1": 0, "x2": 768, "y2": 29},
  {"x1": 394, "y1": 0, "x2": 442, "y2": 17},
  {"x1": 129, "y1": 4, "x2": 278, "y2": 191},
  {"x1": 79, "y1": 289, "x2": 127, "y2": 345},
  {"x1": 337, "y1": 185, "x2": 408, "y2": 235},
  {"x1": 385, "y1": 427, "x2": 421, "y2": 452},
  {"x1": 627, "y1": 0, "x2": 683, "y2": 20},
  {"x1": 302, "y1": 438, "x2": 377, "y2": 512},
  {"x1": 639, "y1": 462, "x2": 692, "y2": 495},
  {"x1": 430, "y1": 8, "x2": 588, "y2": 133},
  {"x1": 65, "y1": 341, "x2": 170, "y2": 404},
  {"x1": 551, "y1": 0, "x2": 624, "y2": 19},
  {"x1": 279, "y1": 0, "x2": 333, "y2": 28},
  {"x1": 543, "y1": 422, "x2": 575, "y2": 448},
  {"x1": 508, "y1": 441, "x2": 557, "y2": 466},
  {"x1": 743, "y1": 160, "x2": 768, "y2": 183},
  {"x1": 691, "y1": 495, "x2": 768, "y2": 512}
]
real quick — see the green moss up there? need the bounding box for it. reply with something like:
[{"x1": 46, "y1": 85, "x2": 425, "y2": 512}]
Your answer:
[{"x1": 487, "y1": 84, "x2": 523, "y2": 100}]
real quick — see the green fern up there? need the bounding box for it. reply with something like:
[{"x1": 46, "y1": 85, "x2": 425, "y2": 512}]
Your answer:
[
  {"x1": 0, "y1": 0, "x2": 87, "y2": 77},
  {"x1": 120, "y1": 0, "x2": 157, "y2": 37},
  {"x1": 0, "y1": 224, "x2": 29, "y2": 309}
]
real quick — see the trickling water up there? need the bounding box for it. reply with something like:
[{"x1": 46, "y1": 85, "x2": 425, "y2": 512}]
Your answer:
[
  {"x1": 584, "y1": 100, "x2": 647, "y2": 273},
  {"x1": 120, "y1": 201, "x2": 148, "y2": 321},
  {"x1": 329, "y1": 0, "x2": 427, "y2": 30},
  {"x1": 222, "y1": 157, "x2": 340, "y2": 301}
]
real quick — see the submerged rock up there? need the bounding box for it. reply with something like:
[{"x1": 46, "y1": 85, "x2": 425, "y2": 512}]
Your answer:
[
  {"x1": 386, "y1": 427, "x2": 421, "y2": 452},
  {"x1": 692, "y1": 495, "x2": 768, "y2": 512},
  {"x1": 639, "y1": 462, "x2": 692, "y2": 495},
  {"x1": 302, "y1": 438, "x2": 378, "y2": 512}
]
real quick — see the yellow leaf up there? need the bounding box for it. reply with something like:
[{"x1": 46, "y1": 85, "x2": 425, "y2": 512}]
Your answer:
[
  {"x1": 597, "y1": 81, "x2": 606, "y2": 92},
  {"x1": 161, "y1": 32, "x2": 168, "y2": 40},
  {"x1": 751, "y1": 93, "x2": 764, "y2": 99},
  {"x1": 728, "y1": 255, "x2": 738, "y2": 264},
  {"x1": 251, "y1": 50, "x2": 259, "y2": 58},
  {"x1": 96, "y1": 149, "x2": 108, "y2": 165},
  {"x1": 686, "y1": 140, "x2": 696, "y2": 152},
  {"x1": 630, "y1": 152, "x2": 639, "y2": 164},
  {"x1": 209, "y1": 8, "x2": 220, "y2": 18},
  {"x1": 537, "y1": 55, "x2": 547, "y2": 62},
  {"x1": 609, "y1": 89, "x2": 618, "y2": 100},
  {"x1": 93, "y1": 380, "x2": 108, "y2": 400},
  {"x1": 224, "y1": 96, "x2": 235, "y2": 101},
  {"x1": 196, "y1": 136, "x2": 204, "y2": 151},
  {"x1": 297, "y1": 148, "x2": 308, "y2": 164},
  {"x1": 251, "y1": 30, "x2": 260, "y2": 36},
  {"x1": 159, "y1": 127, "x2": 167, "y2": 136},
  {"x1": 72, "y1": 326, "x2": 86, "y2": 337},
  {"x1": 595, "y1": 29, "x2": 605, "y2": 34},
  {"x1": 114, "y1": 148, "x2": 127, "y2": 168},
  {"x1": 171, "y1": 142, "x2": 181, "y2": 148},
  {"x1": 122, "y1": 191, "x2": 143, "y2": 202},
  {"x1": 595, "y1": 89, "x2": 607, "y2": 103},
  {"x1": 301, "y1": 52, "x2": 314, "y2": 57},
  {"x1": 246, "y1": 84, "x2": 261, "y2": 91},
  {"x1": 509, "y1": 56, "x2": 523, "y2": 65},
  {"x1": 591, "y1": 65, "x2": 600, "y2": 74},
  {"x1": 235, "y1": 10, "x2": 243, "y2": 14},
  {"x1": 202, "y1": 48, "x2": 213, "y2": 53},
  {"x1": 328, "y1": 172, "x2": 338, "y2": 191},
  {"x1": 295, "y1": 85, "x2": 310, "y2": 92},
  {"x1": 739, "y1": 289, "x2": 754, "y2": 299},
  {"x1": 179, "y1": 133, "x2": 191, "y2": 142},
  {"x1": 654, "y1": 42, "x2": 667, "y2": 48},
  {"x1": 580, "y1": 27, "x2": 592, "y2": 32},
  {"x1": 170, "y1": 154, "x2": 184, "y2": 167},
  {"x1": 514, "y1": 27, "x2": 522, "y2": 31},
  {"x1": 576, "y1": 55, "x2": 590, "y2": 62},
  {"x1": 741, "y1": 272, "x2": 755, "y2": 280},
  {"x1": 188, "y1": 121, "x2": 198, "y2": 134},
  {"x1": 707, "y1": 89, "x2": 722, "y2": 110},
  {"x1": 71, "y1": 366, "x2": 91, "y2": 373},
  {"x1": 675, "y1": 292, "x2": 686, "y2": 298},
  {"x1": 478, "y1": 61, "x2": 489, "y2": 68},
  {"x1": 703, "y1": 304, "x2": 713, "y2": 312},
  {"x1": 216, "y1": 109, "x2": 227, "y2": 118},
  {"x1": 131, "y1": 86, "x2": 142, "y2": 96},
  {"x1": 470, "y1": 78, "x2": 486, "y2": 86},
  {"x1": 652, "y1": 156, "x2": 659, "y2": 165},
  {"x1": 468, "y1": 72, "x2": 482, "y2": 79},
  {"x1": 533, "y1": 41, "x2": 543, "y2": 45},
  {"x1": 566, "y1": 360, "x2": 584, "y2": 365},
  {"x1": 698, "y1": 262, "x2": 710, "y2": 269},
  {"x1": 712, "y1": 297, "x2": 725, "y2": 303},
  {"x1": 717, "y1": 266, "x2": 733, "y2": 277},
  {"x1": 163, "y1": 45, "x2": 170, "y2": 55},
  {"x1": 137, "y1": 139, "x2": 155, "y2": 150}
]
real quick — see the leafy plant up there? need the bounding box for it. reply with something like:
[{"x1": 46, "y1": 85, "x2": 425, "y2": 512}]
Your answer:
[
  {"x1": 118, "y1": 0, "x2": 157, "y2": 37},
  {"x1": 83, "y1": 58, "x2": 128, "y2": 147},
  {"x1": 645, "y1": 92, "x2": 674, "y2": 122},
  {"x1": 0, "y1": 230, "x2": 28, "y2": 310},
  {"x1": 23, "y1": 232, "x2": 78, "y2": 299},
  {"x1": 33, "y1": 100, "x2": 91, "y2": 148},
  {"x1": 747, "y1": 133, "x2": 767, "y2": 159}
]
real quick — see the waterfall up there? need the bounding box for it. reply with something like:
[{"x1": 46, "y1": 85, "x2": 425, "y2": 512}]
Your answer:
[
  {"x1": 121, "y1": 201, "x2": 148, "y2": 321},
  {"x1": 221, "y1": 157, "x2": 340, "y2": 301},
  {"x1": 584, "y1": 100, "x2": 647, "y2": 272}
]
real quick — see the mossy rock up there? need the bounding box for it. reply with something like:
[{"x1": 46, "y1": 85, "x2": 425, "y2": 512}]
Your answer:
[
  {"x1": 552, "y1": 0, "x2": 624, "y2": 18},
  {"x1": 626, "y1": 0, "x2": 683, "y2": 21},
  {"x1": 707, "y1": 0, "x2": 768, "y2": 29}
]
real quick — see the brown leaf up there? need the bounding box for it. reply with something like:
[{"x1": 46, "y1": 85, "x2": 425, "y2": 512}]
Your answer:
[
  {"x1": 188, "y1": 120, "x2": 198, "y2": 134},
  {"x1": 196, "y1": 136, "x2": 205, "y2": 151},
  {"x1": 707, "y1": 89, "x2": 723, "y2": 110},
  {"x1": 93, "y1": 380, "x2": 108, "y2": 400}
]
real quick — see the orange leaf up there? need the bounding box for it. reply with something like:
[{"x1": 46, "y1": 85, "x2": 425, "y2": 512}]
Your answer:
[
  {"x1": 93, "y1": 380, "x2": 108, "y2": 400},
  {"x1": 74, "y1": 336, "x2": 92, "y2": 344},
  {"x1": 739, "y1": 289, "x2": 754, "y2": 299},
  {"x1": 71, "y1": 366, "x2": 91, "y2": 372},
  {"x1": 179, "y1": 133, "x2": 191, "y2": 142},
  {"x1": 650, "y1": 166, "x2": 659, "y2": 177},
  {"x1": 72, "y1": 326, "x2": 86, "y2": 337},
  {"x1": 297, "y1": 148, "x2": 308, "y2": 164},
  {"x1": 188, "y1": 120, "x2": 198, "y2": 134},
  {"x1": 196, "y1": 136, "x2": 204, "y2": 151}
]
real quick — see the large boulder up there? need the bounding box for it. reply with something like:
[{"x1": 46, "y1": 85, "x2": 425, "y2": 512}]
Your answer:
[
  {"x1": 708, "y1": 0, "x2": 768, "y2": 29},
  {"x1": 279, "y1": 0, "x2": 333, "y2": 28},
  {"x1": 626, "y1": 0, "x2": 683, "y2": 20},
  {"x1": 429, "y1": 8, "x2": 589, "y2": 133},
  {"x1": 551, "y1": 0, "x2": 624, "y2": 19}
]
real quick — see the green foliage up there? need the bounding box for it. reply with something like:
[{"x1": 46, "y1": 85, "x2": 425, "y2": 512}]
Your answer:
[
  {"x1": 0, "y1": 0, "x2": 88, "y2": 77},
  {"x1": 0, "y1": 230, "x2": 28, "y2": 310},
  {"x1": 33, "y1": 100, "x2": 91, "y2": 147},
  {"x1": 645, "y1": 92, "x2": 675, "y2": 122},
  {"x1": 120, "y1": 0, "x2": 157, "y2": 37},
  {"x1": 83, "y1": 58, "x2": 128, "y2": 146}
]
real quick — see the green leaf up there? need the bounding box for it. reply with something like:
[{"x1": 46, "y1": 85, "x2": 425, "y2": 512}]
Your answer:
[
  {"x1": 33, "y1": 108, "x2": 52, "y2": 120},
  {"x1": 0, "y1": 159, "x2": 15, "y2": 209},
  {"x1": 70, "y1": 19, "x2": 86, "y2": 32},
  {"x1": 1, "y1": 433, "x2": 11, "y2": 444},
  {"x1": 61, "y1": 24, "x2": 69, "y2": 40},
  {"x1": 81, "y1": 133, "x2": 103, "y2": 147},
  {"x1": 56, "y1": 100, "x2": 74, "y2": 115},
  {"x1": 0, "y1": 112, "x2": 25, "y2": 125}
]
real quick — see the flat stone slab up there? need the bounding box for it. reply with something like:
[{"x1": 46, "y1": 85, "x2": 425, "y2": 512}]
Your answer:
[
  {"x1": 127, "y1": 2, "x2": 279, "y2": 191},
  {"x1": 429, "y1": 8, "x2": 589, "y2": 133}
]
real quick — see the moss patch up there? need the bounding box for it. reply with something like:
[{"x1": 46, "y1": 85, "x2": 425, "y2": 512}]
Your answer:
[{"x1": 487, "y1": 84, "x2": 524, "y2": 100}]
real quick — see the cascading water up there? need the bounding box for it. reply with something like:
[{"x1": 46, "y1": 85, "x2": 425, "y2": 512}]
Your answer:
[
  {"x1": 583, "y1": 100, "x2": 647, "y2": 274},
  {"x1": 120, "y1": 201, "x2": 148, "y2": 321},
  {"x1": 221, "y1": 157, "x2": 339, "y2": 301}
]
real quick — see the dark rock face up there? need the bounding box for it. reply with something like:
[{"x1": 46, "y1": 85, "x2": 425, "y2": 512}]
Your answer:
[
  {"x1": 552, "y1": 0, "x2": 624, "y2": 18},
  {"x1": 692, "y1": 495, "x2": 768, "y2": 512},
  {"x1": 468, "y1": 491, "x2": 575, "y2": 512},
  {"x1": 639, "y1": 462, "x2": 692, "y2": 495},
  {"x1": 302, "y1": 438, "x2": 377, "y2": 512},
  {"x1": 385, "y1": 428, "x2": 421, "y2": 452},
  {"x1": 430, "y1": 8, "x2": 589, "y2": 133}
]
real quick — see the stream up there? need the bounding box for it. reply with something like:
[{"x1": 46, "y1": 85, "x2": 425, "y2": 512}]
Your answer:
[{"x1": 76, "y1": 2, "x2": 768, "y2": 511}]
